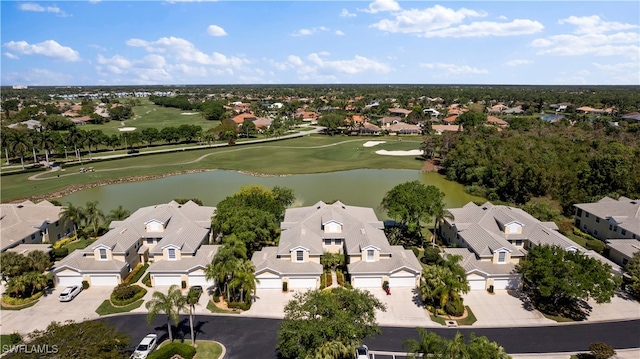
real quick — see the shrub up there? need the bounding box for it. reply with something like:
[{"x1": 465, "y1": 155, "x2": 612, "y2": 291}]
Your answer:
[
  {"x1": 445, "y1": 298, "x2": 465, "y2": 317},
  {"x1": 336, "y1": 270, "x2": 344, "y2": 286},
  {"x1": 53, "y1": 236, "x2": 74, "y2": 249},
  {"x1": 488, "y1": 285, "x2": 494, "y2": 293},
  {"x1": 228, "y1": 301, "x2": 251, "y2": 310},
  {"x1": 421, "y1": 246, "x2": 442, "y2": 265},
  {"x1": 147, "y1": 342, "x2": 196, "y2": 359},
  {"x1": 110, "y1": 284, "x2": 146, "y2": 306},
  {"x1": 9, "y1": 332, "x2": 22, "y2": 344},
  {"x1": 282, "y1": 281, "x2": 288, "y2": 292},
  {"x1": 382, "y1": 280, "x2": 389, "y2": 290},
  {"x1": 124, "y1": 263, "x2": 148, "y2": 284},
  {"x1": 589, "y1": 342, "x2": 616, "y2": 359},
  {"x1": 82, "y1": 280, "x2": 90, "y2": 290},
  {"x1": 410, "y1": 246, "x2": 420, "y2": 257},
  {"x1": 212, "y1": 295, "x2": 220, "y2": 303},
  {"x1": 320, "y1": 271, "x2": 327, "y2": 289},
  {"x1": 585, "y1": 239, "x2": 606, "y2": 254},
  {"x1": 2, "y1": 292, "x2": 43, "y2": 306},
  {"x1": 142, "y1": 273, "x2": 151, "y2": 287},
  {"x1": 52, "y1": 247, "x2": 69, "y2": 260}
]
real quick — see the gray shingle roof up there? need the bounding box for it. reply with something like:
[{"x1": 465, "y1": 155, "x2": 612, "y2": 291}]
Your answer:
[
  {"x1": 606, "y1": 239, "x2": 640, "y2": 258},
  {"x1": 54, "y1": 250, "x2": 128, "y2": 273},
  {"x1": 1, "y1": 200, "x2": 64, "y2": 251},
  {"x1": 348, "y1": 246, "x2": 421, "y2": 275},
  {"x1": 252, "y1": 247, "x2": 323, "y2": 275},
  {"x1": 148, "y1": 245, "x2": 219, "y2": 273},
  {"x1": 575, "y1": 197, "x2": 640, "y2": 225},
  {"x1": 442, "y1": 248, "x2": 517, "y2": 276}
]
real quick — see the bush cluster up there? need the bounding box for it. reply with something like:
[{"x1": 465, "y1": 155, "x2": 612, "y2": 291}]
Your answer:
[
  {"x1": 53, "y1": 237, "x2": 75, "y2": 249},
  {"x1": 2, "y1": 292, "x2": 43, "y2": 306},
  {"x1": 123, "y1": 263, "x2": 148, "y2": 284},
  {"x1": 445, "y1": 298, "x2": 465, "y2": 317},
  {"x1": 420, "y1": 247, "x2": 442, "y2": 265},
  {"x1": 110, "y1": 284, "x2": 146, "y2": 306},
  {"x1": 82, "y1": 280, "x2": 90, "y2": 290},
  {"x1": 336, "y1": 270, "x2": 345, "y2": 286},
  {"x1": 147, "y1": 342, "x2": 196, "y2": 359},
  {"x1": 228, "y1": 301, "x2": 251, "y2": 311},
  {"x1": 142, "y1": 273, "x2": 152, "y2": 287},
  {"x1": 51, "y1": 247, "x2": 69, "y2": 260}
]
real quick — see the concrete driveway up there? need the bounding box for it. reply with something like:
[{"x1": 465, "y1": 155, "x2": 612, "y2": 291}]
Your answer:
[
  {"x1": 242, "y1": 288, "x2": 298, "y2": 318},
  {"x1": 463, "y1": 290, "x2": 554, "y2": 327},
  {"x1": 1, "y1": 286, "x2": 113, "y2": 335}
]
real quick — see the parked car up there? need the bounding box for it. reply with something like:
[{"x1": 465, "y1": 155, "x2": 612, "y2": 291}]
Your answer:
[
  {"x1": 189, "y1": 285, "x2": 203, "y2": 301},
  {"x1": 58, "y1": 285, "x2": 82, "y2": 302},
  {"x1": 131, "y1": 334, "x2": 158, "y2": 359},
  {"x1": 127, "y1": 149, "x2": 140, "y2": 154},
  {"x1": 355, "y1": 344, "x2": 369, "y2": 359}
]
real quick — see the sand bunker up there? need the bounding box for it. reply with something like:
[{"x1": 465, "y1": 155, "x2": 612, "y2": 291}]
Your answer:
[
  {"x1": 181, "y1": 112, "x2": 198, "y2": 115},
  {"x1": 375, "y1": 149, "x2": 423, "y2": 156},
  {"x1": 118, "y1": 127, "x2": 137, "y2": 132},
  {"x1": 363, "y1": 141, "x2": 386, "y2": 147}
]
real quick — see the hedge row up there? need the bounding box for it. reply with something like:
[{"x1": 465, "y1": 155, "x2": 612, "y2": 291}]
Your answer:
[
  {"x1": 2, "y1": 292, "x2": 43, "y2": 306},
  {"x1": 124, "y1": 263, "x2": 149, "y2": 284},
  {"x1": 110, "y1": 285, "x2": 147, "y2": 307},
  {"x1": 147, "y1": 342, "x2": 196, "y2": 359}
]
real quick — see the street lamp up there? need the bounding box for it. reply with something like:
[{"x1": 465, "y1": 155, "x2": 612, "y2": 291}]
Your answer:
[{"x1": 64, "y1": 146, "x2": 68, "y2": 160}]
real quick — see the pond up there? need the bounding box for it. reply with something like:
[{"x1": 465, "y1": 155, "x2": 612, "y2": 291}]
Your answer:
[
  {"x1": 540, "y1": 113, "x2": 565, "y2": 122},
  {"x1": 60, "y1": 169, "x2": 484, "y2": 219}
]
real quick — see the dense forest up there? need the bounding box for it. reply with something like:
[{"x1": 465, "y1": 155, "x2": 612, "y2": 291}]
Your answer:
[{"x1": 430, "y1": 118, "x2": 640, "y2": 216}]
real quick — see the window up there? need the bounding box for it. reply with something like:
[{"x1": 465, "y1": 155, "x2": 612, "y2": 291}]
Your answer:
[
  {"x1": 99, "y1": 248, "x2": 107, "y2": 260},
  {"x1": 614, "y1": 226, "x2": 618, "y2": 232},
  {"x1": 31, "y1": 234, "x2": 36, "y2": 240},
  {"x1": 147, "y1": 238, "x2": 154, "y2": 244},
  {"x1": 367, "y1": 249, "x2": 375, "y2": 262},
  {"x1": 125, "y1": 251, "x2": 130, "y2": 257},
  {"x1": 594, "y1": 230, "x2": 598, "y2": 236},
  {"x1": 57, "y1": 234, "x2": 62, "y2": 240},
  {"x1": 296, "y1": 250, "x2": 304, "y2": 262},
  {"x1": 514, "y1": 240, "x2": 523, "y2": 246},
  {"x1": 334, "y1": 239, "x2": 342, "y2": 246},
  {"x1": 55, "y1": 221, "x2": 59, "y2": 227},
  {"x1": 168, "y1": 248, "x2": 176, "y2": 260},
  {"x1": 575, "y1": 219, "x2": 581, "y2": 228},
  {"x1": 609, "y1": 224, "x2": 613, "y2": 231},
  {"x1": 595, "y1": 217, "x2": 600, "y2": 223},
  {"x1": 621, "y1": 229, "x2": 627, "y2": 235},
  {"x1": 576, "y1": 208, "x2": 583, "y2": 217},
  {"x1": 498, "y1": 252, "x2": 506, "y2": 263},
  {"x1": 583, "y1": 224, "x2": 588, "y2": 230},
  {"x1": 324, "y1": 239, "x2": 332, "y2": 246},
  {"x1": 585, "y1": 212, "x2": 589, "y2": 218}
]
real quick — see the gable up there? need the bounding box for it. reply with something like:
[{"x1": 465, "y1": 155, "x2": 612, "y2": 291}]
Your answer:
[
  {"x1": 145, "y1": 219, "x2": 165, "y2": 232},
  {"x1": 323, "y1": 220, "x2": 343, "y2": 234}
]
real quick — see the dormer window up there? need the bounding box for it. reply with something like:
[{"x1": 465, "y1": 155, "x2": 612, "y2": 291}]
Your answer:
[
  {"x1": 168, "y1": 248, "x2": 176, "y2": 260},
  {"x1": 367, "y1": 249, "x2": 375, "y2": 262},
  {"x1": 99, "y1": 248, "x2": 107, "y2": 260},
  {"x1": 296, "y1": 250, "x2": 304, "y2": 262},
  {"x1": 497, "y1": 251, "x2": 506, "y2": 263}
]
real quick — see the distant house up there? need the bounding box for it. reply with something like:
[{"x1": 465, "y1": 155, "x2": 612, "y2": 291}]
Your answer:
[
  {"x1": 573, "y1": 196, "x2": 639, "y2": 242},
  {"x1": 232, "y1": 112, "x2": 272, "y2": 131},
  {"x1": 359, "y1": 122, "x2": 381, "y2": 135},
  {"x1": 605, "y1": 239, "x2": 639, "y2": 267},
  {"x1": 441, "y1": 202, "x2": 621, "y2": 290},
  {"x1": 486, "y1": 116, "x2": 508, "y2": 128},
  {"x1": 388, "y1": 108, "x2": 412, "y2": 117},
  {"x1": 53, "y1": 201, "x2": 216, "y2": 287},
  {"x1": 379, "y1": 116, "x2": 402, "y2": 128},
  {"x1": 296, "y1": 111, "x2": 319, "y2": 124},
  {"x1": 442, "y1": 115, "x2": 458, "y2": 124},
  {"x1": 431, "y1": 124, "x2": 462, "y2": 134},
  {"x1": 621, "y1": 112, "x2": 640, "y2": 122},
  {"x1": 575, "y1": 106, "x2": 613, "y2": 115},
  {"x1": 1, "y1": 200, "x2": 74, "y2": 253},
  {"x1": 251, "y1": 201, "x2": 422, "y2": 291},
  {"x1": 387, "y1": 122, "x2": 421, "y2": 135}
]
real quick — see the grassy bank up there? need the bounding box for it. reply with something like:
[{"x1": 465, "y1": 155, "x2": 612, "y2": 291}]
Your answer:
[{"x1": 2, "y1": 135, "x2": 424, "y2": 202}]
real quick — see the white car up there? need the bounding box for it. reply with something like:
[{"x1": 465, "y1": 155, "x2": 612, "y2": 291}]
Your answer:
[
  {"x1": 355, "y1": 344, "x2": 369, "y2": 359},
  {"x1": 131, "y1": 334, "x2": 158, "y2": 359},
  {"x1": 58, "y1": 285, "x2": 82, "y2": 302}
]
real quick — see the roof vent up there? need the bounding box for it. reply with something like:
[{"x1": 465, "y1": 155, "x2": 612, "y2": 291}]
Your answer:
[
  {"x1": 360, "y1": 228, "x2": 365, "y2": 234},
  {"x1": 482, "y1": 206, "x2": 487, "y2": 210},
  {"x1": 17, "y1": 205, "x2": 24, "y2": 208}
]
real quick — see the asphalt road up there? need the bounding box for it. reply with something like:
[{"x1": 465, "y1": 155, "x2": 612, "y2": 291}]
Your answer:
[{"x1": 102, "y1": 314, "x2": 640, "y2": 358}]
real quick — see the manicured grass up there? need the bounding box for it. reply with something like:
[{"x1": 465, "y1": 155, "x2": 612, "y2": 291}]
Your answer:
[
  {"x1": 194, "y1": 340, "x2": 223, "y2": 358},
  {"x1": 542, "y1": 312, "x2": 575, "y2": 322},
  {"x1": 62, "y1": 238, "x2": 95, "y2": 252},
  {"x1": 206, "y1": 300, "x2": 240, "y2": 314},
  {"x1": 1, "y1": 334, "x2": 22, "y2": 354},
  {"x1": 95, "y1": 299, "x2": 144, "y2": 316},
  {"x1": 565, "y1": 232, "x2": 589, "y2": 248},
  {"x1": 428, "y1": 306, "x2": 477, "y2": 326},
  {"x1": 1, "y1": 135, "x2": 424, "y2": 202}
]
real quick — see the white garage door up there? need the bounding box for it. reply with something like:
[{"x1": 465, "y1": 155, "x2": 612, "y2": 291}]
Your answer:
[
  {"x1": 154, "y1": 275, "x2": 182, "y2": 287},
  {"x1": 90, "y1": 275, "x2": 119, "y2": 286},
  {"x1": 353, "y1": 277, "x2": 382, "y2": 288},
  {"x1": 288, "y1": 277, "x2": 317, "y2": 289},
  {"x1": 468, "y1": 278, "x2": 486, "y2": 290},
  {"x1": 256, "y1": 278, "x2": 281, "y2": 289},
  {"x1": 188, "y1": 275, "x2": 214, "y2": 288},
  {"x1": 389, "y1": 276, "x2": 416, "y2": 288},
  {"x1": 493, "y1": 278, "x2": 519, "y2": 290},
  {"x1": 57, "y1": 275, "x2": 82, "y2": 287}
]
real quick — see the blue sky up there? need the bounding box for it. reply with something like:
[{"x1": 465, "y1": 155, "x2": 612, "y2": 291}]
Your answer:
[{"x1": 1, "y1": 0, "x2": 639, "y2": 86}]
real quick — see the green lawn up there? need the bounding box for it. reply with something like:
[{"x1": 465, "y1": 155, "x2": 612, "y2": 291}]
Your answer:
[
  {"x1": 95, "y1": 299, "x2": 144, "y2": 316},
  {"x1": 206, "y1": 300, "x2": 240, "y2": 314},
  {"x1": 62, "y1": 238, "x2": 95, "y2": 252},
  {"x1": 1, "y1": 334, "x2": 22, "y2": 354},
  {"x1": 429, "y1": 306, "x2": 477, "y2": 326},
  {"x1": 194, "y1": 340, "x2": 223, "y2": 358},
  {"x1": 1, "y1": 135, "x2": 425, "y2": 202}
]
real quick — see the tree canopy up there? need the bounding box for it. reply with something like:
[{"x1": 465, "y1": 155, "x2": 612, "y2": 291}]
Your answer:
[
  {"x1": 516, "y1": 244, "x2": 621, "y2": 319},
  {"x1": 625, "y1": 251, "x2": 640, "y2": 300},
  {"x1": 404, "y1": 329, "x2": 511, "y2": 359},
  {"x1": 318, "y1": 113, "x2": 345, "y2": 135},
  {"x1": 5, "y1": 320, "x2": 130, "y2": 359},
  {"x1": 276, "y1": 287, "x2": 386, "y2": 359},
  {"x1": 381, "y1": 181, "x2": 446, "y2": 233}
]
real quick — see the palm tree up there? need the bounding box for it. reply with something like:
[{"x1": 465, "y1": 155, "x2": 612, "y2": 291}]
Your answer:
[
  {"x1": 403, "y1": 328, "x2": 445, "y2": 359},
  {"x1": 432, "y1": 208, "x2": 454, "y2": 245},
  {"x1": 204, "y1": 235, "x2": 247, "y2": 302},
  {"x1": 108, "y1": 205, "x2": 131, "y2": 223},
  {"x1": 10, "y1": 130, "x2": 29, "y2": 170},
  {"x1": 26, "y1": 250, "x2": 52, "y2": 273},
  {"x1": 228, "y1": 260, "x2": 259, "y2": 303},
  {"x1": 83, "y1": 201, "x2": 104, "y2": 238},
  {"x1": 145, "y1": 285, "x2": 186, "y2": 343},
  {"x1": 27, "y1": 130, "x2": 41, "y2": 164},
  {"x1": 441, "y1": 332, "x2": 471, "y2": 359},
  {"x1": 308, "y1": 340, "x2": 353, "y2": 359},
  {"x1": 38, "y1": 128, "x2": 56, "y2": 165},
  {"x1": 59, "y1": 202, "x2": 83, "y2": 238},
  {"x1": 67, "y1": 127, "x2": 83, "y2": 162},
  {"x1": 185, "y1": 288, "x2": 200, "y2": 345}
]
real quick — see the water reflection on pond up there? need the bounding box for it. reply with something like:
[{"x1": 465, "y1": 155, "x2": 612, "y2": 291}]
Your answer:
[{"x1": 61, "y1": 169, "x2": 484, "y2": 219}]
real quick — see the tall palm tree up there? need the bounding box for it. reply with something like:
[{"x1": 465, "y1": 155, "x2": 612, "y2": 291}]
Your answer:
[
  {"x1": 26, "y1": 250, "x2": 52, "y2": 273},
  {"x1": 60, "y1": 202, "x2": 83, "y2": 238},
  {"x1": 432, "y1": 207, "x2": 454, "y2": 245},
  {"x1": 67, "y1": 127, "x2": 83, "y2": 162},
  {"x1": 228, "y1": 260, "x2": 259, "y2": 303},
  {"x1": 27, "y1": 130, "x2": 41, "y2": 164},
  {"x1": 185, "y1": 288, "x2": 200, "y2": 345},
  {"x1": 204, "y1": 235, "x2": 247, "y2": 301},
  {"x1": 145, "y1": 285, "x2": 186, "y2": 343},
  {"x1": 38, "y1": 128, "x2": 56, "y2": 165},
  {"x1": 83, "y1": 201, "x2": 104, "y2": 238},
  {"x1": 108, "y1": 205, "x2": 131, "y2": 223},
  {"x1": 308, "y1": 340, "x2": 352, "y2": 359},
  {"x1": 441, "y1": 332, "x2": 471, "y2": 359},
  {"x1": 10, "y1": 130, "x2": 29, "y2": 170}
]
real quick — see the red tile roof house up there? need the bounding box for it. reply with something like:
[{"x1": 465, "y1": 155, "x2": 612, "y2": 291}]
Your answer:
[
  {"x1": 379, "y1": 116, "x2": 402, "y2": 128},
  {"x1": 486, "y1": 116, "x2": 509, "y2": 128},
  {"x1": 359, "y1": 122, "x2": 381, "y2": 135},
  {"x1": 388, "y1": 108, "x2": 412, "y2": 117},
  {"x1": 232, "y1": 113, "x2": 272, "y2": 132},
  {"x1": 442, "y1": 115, "x2": 458, "y2": 124},
  {"x1": 431, "y1": 124, "x2": 463, "y2": 134}
]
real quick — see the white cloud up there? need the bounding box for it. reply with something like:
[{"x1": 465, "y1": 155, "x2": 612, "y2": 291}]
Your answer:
[
  {"x1": 291, "y1": 27, "x2": 330, "y2": 37},
  {"x1": 422, "y1": 19, "x2": 543, "y2": 38},
  {"x1": 2, "y1": 68, "x2": 72, "y2": 86},
  {"x1": 125, "y1": 36, "x2": 248, "y2": 67},
  {"x1": 497, "y1": 15, "x2": 508, "y2": 20},
  {"x1": 371, "y1": 5, "x2": 488, "y2": 35},
  {"x1": 335, "y1": 30, "x2": 345, "y2": 36},
  {"x1": 19, "y1": 2, "x2": 68, "y2": 16},
  {"x1": 506, "y1": 59, "x2": 532, "y2": 66},
  {"x1": 361, "y1": 0, "x2": 400, "y2": 14},
  {"x1": 532, "y1": 15, "x2": 639, "y2": 60},
  {"x1": 420, "y1": 62, "x2": 488, "y2": 75},
  {"x1": 207, "y1": 25, "x2": 227, "y2": 37},
  {"x1": 4, "y1": 52, "x2": 19, "y2": 60},
  {"x1": 340, "y1": 9, "x2": 356, "y2": 17},
  {"x1": 559, "y1": 15, "x2": 638, "y2": 35},
  {"x1": 270, "y1": 53, "x2": 391, "y2": 80},
  {"x1": 4, "y1": 40, "x2": 80, "y2": 61},
  {"x1": 592, "y1": 61, "x2": 638, "y2": 72}
]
